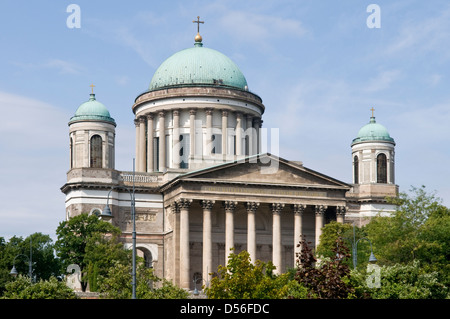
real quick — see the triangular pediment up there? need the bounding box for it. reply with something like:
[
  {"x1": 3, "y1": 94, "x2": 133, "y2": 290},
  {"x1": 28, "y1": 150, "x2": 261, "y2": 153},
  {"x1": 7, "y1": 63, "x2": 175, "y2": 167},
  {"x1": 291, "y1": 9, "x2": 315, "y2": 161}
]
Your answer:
[{"x1": 176, "y1": 153, "x2": 349, "y2": 189}]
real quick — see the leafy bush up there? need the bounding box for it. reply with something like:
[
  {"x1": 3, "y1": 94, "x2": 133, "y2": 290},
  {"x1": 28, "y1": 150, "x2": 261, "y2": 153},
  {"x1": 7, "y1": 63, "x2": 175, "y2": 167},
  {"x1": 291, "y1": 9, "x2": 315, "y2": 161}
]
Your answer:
[
  {"x1": 295, "y1": 237, "x2": 356, "y2": 299},
  {"x1": 2, "y1": 275, "x2": 78, "y2": 299},
  {"x1": 352, "y1": 261, "x2": 449, "y2": 299},
  {"x1": 205, "y1": 250, "x2": 300, "y2": 299},
  {"x1": 98, "y1": 261, "x2": 189, "y2": 299}
]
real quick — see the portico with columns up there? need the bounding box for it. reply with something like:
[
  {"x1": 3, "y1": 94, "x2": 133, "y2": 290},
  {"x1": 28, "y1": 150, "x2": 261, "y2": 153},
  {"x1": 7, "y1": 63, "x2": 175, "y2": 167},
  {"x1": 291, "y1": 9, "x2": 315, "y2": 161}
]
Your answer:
[{"x1": 161, "y1": 153, "x2": 350, "y2": 289}]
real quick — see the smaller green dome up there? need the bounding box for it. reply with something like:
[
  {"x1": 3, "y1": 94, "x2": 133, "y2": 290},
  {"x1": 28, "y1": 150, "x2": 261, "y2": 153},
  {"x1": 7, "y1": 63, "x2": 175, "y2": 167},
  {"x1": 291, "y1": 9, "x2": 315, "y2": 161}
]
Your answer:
[
  {"x1": 352, "y1": 117, "x2": 394, "y2": 145},
  {"x1": 69, "y1": 93, "x2": 116, "y2": 125}
]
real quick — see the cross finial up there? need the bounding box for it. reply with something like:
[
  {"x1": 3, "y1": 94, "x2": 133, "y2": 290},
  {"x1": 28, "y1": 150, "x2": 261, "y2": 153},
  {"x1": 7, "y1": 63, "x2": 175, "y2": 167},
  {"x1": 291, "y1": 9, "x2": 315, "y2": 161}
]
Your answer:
[
  {"x1": 89, "y1": 84, "x2": 95, "y2": 94},
  {"x1": 370, "y1": 107, "x2": 375, "y2": 117},
  {"x1": 193, "y1": 16, "x2": 204, "y2": 33}
]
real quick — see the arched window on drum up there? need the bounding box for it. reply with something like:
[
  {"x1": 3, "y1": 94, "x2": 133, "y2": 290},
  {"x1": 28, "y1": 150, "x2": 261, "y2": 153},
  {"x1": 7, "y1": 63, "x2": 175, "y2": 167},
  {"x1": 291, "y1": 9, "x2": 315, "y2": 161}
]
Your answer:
[
  {"x1": 377, "y1": 153, "x2": 387, "y2": 183},
  {"x1": 90, "y1": 135, "x2": 102, "y2": 168},
  {"x1": 353, "y1": 155, "x2": 359, "y2": 184}
]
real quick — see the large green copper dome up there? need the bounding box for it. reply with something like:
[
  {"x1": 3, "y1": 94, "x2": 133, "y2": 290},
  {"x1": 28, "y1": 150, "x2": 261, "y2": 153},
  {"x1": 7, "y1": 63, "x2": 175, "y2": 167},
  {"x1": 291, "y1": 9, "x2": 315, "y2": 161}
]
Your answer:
[
  {"x1": 149, "y1": 42, "x2": 248, "y2": 91},
  {"x1": 352, "y1": 116, "x2": 394, "y2": 145},
  {"x1": 69, "y1": 93, "x2": 116, "y2": 125}
]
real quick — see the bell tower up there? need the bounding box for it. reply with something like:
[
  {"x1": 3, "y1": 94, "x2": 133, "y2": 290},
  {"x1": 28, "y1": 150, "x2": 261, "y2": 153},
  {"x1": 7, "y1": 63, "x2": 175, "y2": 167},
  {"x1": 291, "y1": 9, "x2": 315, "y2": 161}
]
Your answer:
[
  {"x1": 68, "y1": 86, "x2": 116, "y2": 170},
  {"x1": 62, "y1": 86, "x2": 117, "y2": 219},
  {"x1": 346, "y1": 108, "x2": 398, "y2": 223}
]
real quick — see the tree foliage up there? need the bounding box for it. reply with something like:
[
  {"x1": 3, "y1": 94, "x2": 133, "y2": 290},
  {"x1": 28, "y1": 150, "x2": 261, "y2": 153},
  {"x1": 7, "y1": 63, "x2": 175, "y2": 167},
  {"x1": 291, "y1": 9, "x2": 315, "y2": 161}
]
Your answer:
[
  {"x1": 366, "y1": 185, "x2": 450, "y2": 286},
  {"x1": 295, "y1": 237, "x2": 357, "y2": 299},
  {"x1": 351, "y1": 261, "x2": 449, "y2": 299},
  {"x1": 55, "y1": 213, "x2": 126, "y2": 291},
  {"x1": 205, "y1": 250, "x2": 305, "y2": 299},
  {"x1": 98, "y1": 260, "x2": 189, "y2": 299},
  {"x1": 0, "y1": 233, "x2": 60, "y2": 295},
  {"x1": 1, "y1": 275, "x2": 78, "y2": 299}
]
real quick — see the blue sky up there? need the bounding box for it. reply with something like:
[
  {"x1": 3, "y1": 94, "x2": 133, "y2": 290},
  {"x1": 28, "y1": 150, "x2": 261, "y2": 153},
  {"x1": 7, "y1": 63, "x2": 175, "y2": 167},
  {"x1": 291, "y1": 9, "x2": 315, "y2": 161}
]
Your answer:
[{"x1": 0, "y1": 0, "x2": 449, "y2": 240}]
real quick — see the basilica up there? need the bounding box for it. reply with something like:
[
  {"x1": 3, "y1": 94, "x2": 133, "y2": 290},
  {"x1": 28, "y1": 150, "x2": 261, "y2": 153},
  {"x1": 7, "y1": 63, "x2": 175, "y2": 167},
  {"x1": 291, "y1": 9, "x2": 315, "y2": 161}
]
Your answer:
[{"x1": 61, "y1": 24, "x2": 398, "y2": 290}]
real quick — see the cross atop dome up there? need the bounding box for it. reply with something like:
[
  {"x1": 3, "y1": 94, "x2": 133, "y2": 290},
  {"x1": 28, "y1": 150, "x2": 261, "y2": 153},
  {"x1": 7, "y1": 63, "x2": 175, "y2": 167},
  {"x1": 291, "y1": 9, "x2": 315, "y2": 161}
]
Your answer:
[{"x1": 193, "y1": 16, "x2": 204, "y2": 43}]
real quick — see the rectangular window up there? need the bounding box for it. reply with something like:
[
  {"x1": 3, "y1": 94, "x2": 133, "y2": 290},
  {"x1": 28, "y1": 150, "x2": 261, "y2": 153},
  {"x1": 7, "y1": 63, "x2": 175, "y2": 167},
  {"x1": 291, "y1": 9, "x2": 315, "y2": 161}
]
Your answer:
[
  {"x1": 212, "y1": 134, "x2": 222, "y2": 154},
  {"x1": 165, "y1": 134, "x2": 170, "y2": 168},
  {"x1": 180, "y1": 134, "x2": 190, "y2": 168}
]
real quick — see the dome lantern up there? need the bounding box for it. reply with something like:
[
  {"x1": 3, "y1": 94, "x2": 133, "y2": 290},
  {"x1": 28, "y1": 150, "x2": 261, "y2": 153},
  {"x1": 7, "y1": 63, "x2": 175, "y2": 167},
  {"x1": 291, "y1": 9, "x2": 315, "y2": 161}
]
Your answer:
[
  {"x1": 148, "y1": 16, "x2": 248, "y2": 92},
  {"x1": 69, "y1": 89, "x2": 116, "y2": 126},
  {"x1": 351, "y1": 110, "x2": 394, "y2": 146}
]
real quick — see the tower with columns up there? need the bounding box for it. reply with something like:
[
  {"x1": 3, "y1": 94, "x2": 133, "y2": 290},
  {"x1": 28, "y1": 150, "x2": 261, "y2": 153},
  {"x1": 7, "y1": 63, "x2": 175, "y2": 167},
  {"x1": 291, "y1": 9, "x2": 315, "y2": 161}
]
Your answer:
[
  {"x1": 61, "y1": 22, "x2": 398, "y2": 291},
  {"x1": 346, "y1": 109, "x2": 398, "y2": 224},
  {"x1": 68, "y1": 90, "x2": 116, "y2": 171},
  {"x1": 132, "y1": 33, "x2": 263, "y2": 174}
]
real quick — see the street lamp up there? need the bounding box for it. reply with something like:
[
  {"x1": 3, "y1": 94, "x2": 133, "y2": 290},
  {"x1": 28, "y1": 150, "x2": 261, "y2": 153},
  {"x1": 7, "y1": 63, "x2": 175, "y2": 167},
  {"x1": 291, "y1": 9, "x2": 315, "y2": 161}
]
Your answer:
[
  {"x1": 352, "y1": 224, "x2": 377, "y2": 269},
  {"x1": 10, "y1": 237, "x2": 33, "y2": 281},
  {"x1": 102, "y1": 159, "x2": 137, "y2": 299}
]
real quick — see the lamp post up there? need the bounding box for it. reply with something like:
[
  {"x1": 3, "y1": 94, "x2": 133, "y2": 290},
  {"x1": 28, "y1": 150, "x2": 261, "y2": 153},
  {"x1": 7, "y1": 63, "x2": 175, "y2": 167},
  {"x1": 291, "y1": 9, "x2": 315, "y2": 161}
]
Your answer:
[
  {"x1": 352, "y1": 223, "x2": 377, "y2": 269},
  {"x1": 102, "y1": 159, "x2": 137, "y2": 299},
  {"x1": 10, "y1": 237, "x2": 33, "y2": 281}
]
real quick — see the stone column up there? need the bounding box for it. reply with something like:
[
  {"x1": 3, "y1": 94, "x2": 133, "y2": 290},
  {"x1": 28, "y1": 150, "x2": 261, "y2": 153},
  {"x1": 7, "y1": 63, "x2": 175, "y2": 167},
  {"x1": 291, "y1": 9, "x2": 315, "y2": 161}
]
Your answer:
[
  {"x1": 336, "y1": 206, "x2": 346, "y2": 224},
  {"x1": 201, "y1": 200, "x2": 215, "y2": 286},
  {"x1": 221, "y1": 110, "x2": 228, "y2": 158},
  {"x1": 158, "y1": 111, "x2": 166, "y2": 172},
  {"x1": 315, "y1": 205, "x2": 327, "y2": 249},
  {"x1": 172, "y1": 110, "x2": 180, "y2": 168},
  {"x1": 138, "y1": 117, "x2": 146, "y2": 172},
  {"x1": 271, "y1": 203, "x2": 285, "y2": 274},
  {"x1": 245, "y1": 202, "x2": 259, "y2": 262},
  {"x1": 246, "y1": 114, "x2": 253, "y2": 156},
  {"x1": 293, "y1": 204, "x2": 306, "y2": 265},
  {"x1": 253, "y1": 118, "x2": 261, "y2": 155},
  {"x1": 177, "y1": 198, "x2": 192, "y2": 289},
  {"x1": 134, "y1": 119, "x2": 140, "y2": 170},
  {"x1": 170, "y1": 202, "x2": 180, "y2": 285},
  {"x1": 147, "y1": 114, "x2": 154, "y2": 172},
  {"x1": 189, "y1": 109, "x2": 196, "y2": 160},
  {"x1": 223, "y1": 201, "x2": 237, "y2": 260},
  {"x1": 235, "y1": 112, "x2": 242, "y2": 156}
]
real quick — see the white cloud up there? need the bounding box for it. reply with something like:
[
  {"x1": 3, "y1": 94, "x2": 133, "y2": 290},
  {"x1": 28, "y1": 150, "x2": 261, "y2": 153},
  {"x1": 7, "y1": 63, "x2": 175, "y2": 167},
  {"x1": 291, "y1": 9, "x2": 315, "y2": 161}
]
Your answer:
[
  {"x1": 426, "y1": 73, "x2": 443, "y2": 86},
  {"x1": 385, "y1": 6, "x2": 450, "y2": 59},
  {"x1": 0, "y1": 91, "x2": 69, "y2": 239},
  {"x1": 44, "y1": 59, "x2": 84, "y2": 74},
  {"x1": 85, "y1": 12, "x2": 168, "y2": 68},
  {"x1": 363, "y1": 69, "x2": 401, "y2": 92},
  {"x1": 0, "y1": 91, "x2": 69, "y2": 149},
  {"x1": 12, "y1": 59, "x2": 84, "y2": 75},
  {"x1": 115, "y1": 75, "x2": 130, "y2": 86},
  {"x1": 218, "y1": 10, "x2": 306, "y2": 45},
  {"x1": 114, "y1": 27, "x2": 158, "y2": 67}
]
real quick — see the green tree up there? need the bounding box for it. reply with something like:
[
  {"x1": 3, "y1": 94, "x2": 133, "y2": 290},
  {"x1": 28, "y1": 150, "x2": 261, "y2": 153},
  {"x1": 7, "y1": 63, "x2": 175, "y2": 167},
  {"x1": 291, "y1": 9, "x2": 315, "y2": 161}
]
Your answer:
[
  {"x1": 205, "y1": 250, "x2": 299, "y2": 299},
  {"x1": 316, "y1": 221, "x2": 377, "y2": 271},
  {"x1": 366, "y1": 185, "x2": 450, "y2": 287},
  {"x1": 367, "y1": 185, "x2": 446, "y2": 264},
  {"x1": 295, "y1": 237, "x2": 356, "y2": 299},
  {"x1": 2, "y1": 275, "x2": 78, "y2": 299},
  {"x1": 98, "y1": 260, "x2": 189, "y2": 299},
  {"x1": 351, "y1": 261, "x2": 449, "y2": 299},
  {"x1": 55, "y1": 213, "x2": 124, "y2": 291},
  {"x1": 0, "y1": 233, "x2": 61, "y2": 295},
  {"x1": 316, "y1": 221, "x2": 353, "y2": 262}
]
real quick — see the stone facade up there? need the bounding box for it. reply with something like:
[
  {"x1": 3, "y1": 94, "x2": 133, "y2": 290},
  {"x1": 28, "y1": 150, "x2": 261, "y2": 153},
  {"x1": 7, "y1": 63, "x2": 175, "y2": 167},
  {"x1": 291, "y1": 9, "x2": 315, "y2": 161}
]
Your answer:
[{"x1": 61, "y1": 38, "x2": 398, "y2": 291}]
